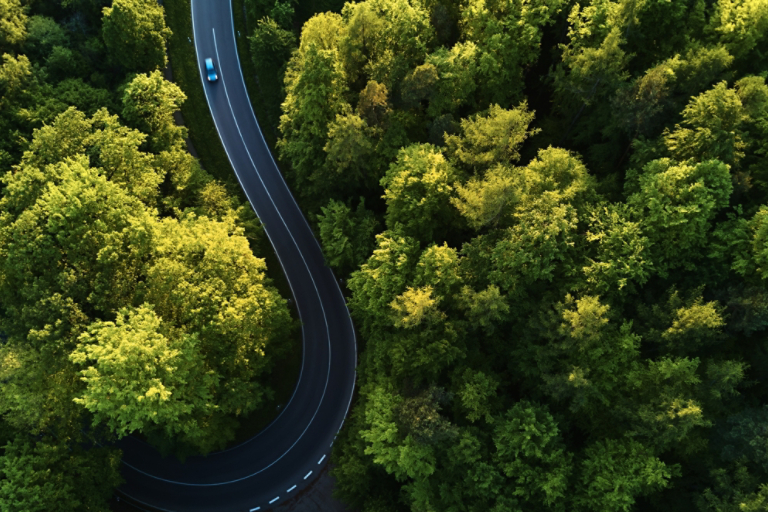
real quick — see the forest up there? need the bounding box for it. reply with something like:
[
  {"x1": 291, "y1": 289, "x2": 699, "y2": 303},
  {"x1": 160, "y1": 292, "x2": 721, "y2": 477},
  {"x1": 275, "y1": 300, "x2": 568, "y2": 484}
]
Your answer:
[
  {"x1": 0, "y1": 0, "x2": 296, "y2": 509},
  {"x1": 251, "y1": 0, "x2": 768, "y2": 509},
  {"x1": 0, "y1": 0, "x2": 766, "y2": 510}
]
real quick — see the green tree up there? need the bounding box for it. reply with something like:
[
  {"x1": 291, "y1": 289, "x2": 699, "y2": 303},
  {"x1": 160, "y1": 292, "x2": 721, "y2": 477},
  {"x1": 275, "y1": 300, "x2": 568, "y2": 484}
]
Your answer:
[
  {"x1": 457, "y1": 285, "x2": 509, "y2": 335},
  {"x1": 540, "y1": 295, "x2": 641, "y2": 425},
  {"x1": 400, "y1": 63, "x2": 438, "y2": 108},
  {"x1": 492, "y1": 401, "x2": 573, "y2": 509},
  {"x1": 0, "y1": 157, "x2": 151, "y2": 343},
  {"x1": 733, "y1": 205, "x2": 768, "y2": 280},
  {"x1": 356, "y1": 79, "x2": 391, "y2": 127},
  {"x1": 338, "y1": 0, "x2": 434, "y2": 89},
  {"x1": 249, "y1": 17, "x2": 296, "y2": 71},
  {"x1": 718, "y1": 406, "x2": 768, "y2": 475},
  {"x1": 70, "y1": 305, "x2": 217, "y2": 440},
  {"x1": 87, "y1": 108, "x2": 165, "y2": 202},
  {"x1": 707, "y1": 0, "x2": 768, "y2": 61},
  {"x1": 452, "y1": 145, "x2": 594, "y2": 231},
  {"x1": 0, "y1": 344, "x2": 84, "y2": 438},
  {"x1": 582, "y1": 202, "x2": 652, "y2": 294},
  {"x1": 575, "y1": 438, "x2": 677, "y2": 512},
  {"x1": 317, "y1": 198, "x2": 378, "y2": 275},
  {"x1": 552, "y1": 5, "x2": 631, "y2": 122},
  {"x1": 381, "y1": 143, "x2": 461, "y2": 242},
  {"x1": 0, "y1": 0, "x2": 27, "y2": 50},
  {"x1": 661, "y1": 296, "x2": 726, "y2": 353},
  {"x1": 452, "y1": 163, "x2": 518, "y2": 230},
  {"x1": 278, "y1": 43, "x2": 349, "y2": 202},
  {"x1": 23, "y1": 16, "x2": 68, "y2": 61},
  {"x1": 0, "y1": 436, "x2": 122, "y2": 512},
  {"x1": 608, "y1": 60, "x2": 676, "y2": 141},
  {"x1": 245, "y1": 0, "x2": 296, "y2": 29},
  {"x1": 627, "y1": 158, "x2": 732, "y2": 274},
  {"x1": 663, "y1": 81, "x2": 747, "y2": 166},
  {"x1": 44, "y1": 46, "x2": 80, "y2": 82},
  {"x1": 424, "y1": 42, "x2": 479, "y2": 118},
  {"x1": 323, "y1": 109, "x2": 375, "y2": 189},
  {"x1": 142, "y1": 214, "x2": 293, "y2": 449},
  {"x1": 445, "y1": 103, "x2": 538, "y2": 171},
  {"x1": 102, "y1": 0, "x2": 172, "y2": 72},
  {"x1": 636, "y1": 287, "x2": 728, "y2": 354},
  {"x1": 625, "y1": 356, "x2": 712, "y2": 453},
  {"x1": 363, "y1": 387, "x2": 433, "y2": 475},
  {"x1": 460, "y1": 0, "x2": 566, "y2": 105},
  {"x1": 668, "y1": 45, "x2": 735, "y2": 100},
  {"x1": 0, "y1": 52, "x2": 30, "y2": 98},
  {"x1": 54, "y1": 79, "x2": 115, "y2": 116},
  {"x1": 698, "y1": 463, "x2": 768, "y2": 512},
  {"x1": 121, "y1": 70, "x2": 187, "y2": 152},
  {"x1": 624, "y1": 0, "x2": 707, "y2": 70},
  {"x1": 5, "y1": 107, "x2": 167, "y2": 205},
  {"x1": 297, "y1": 12, "x2": 345, "y2": 55},
  {"x1": 488, "y1": 197, "x2": 579, "y2": 296},
  {"x1": 348, "y1": 231, "x2": 421, "y2": 334},
  {"x1": 456, "y1": 368, "x2": 499, "y2": 422}
]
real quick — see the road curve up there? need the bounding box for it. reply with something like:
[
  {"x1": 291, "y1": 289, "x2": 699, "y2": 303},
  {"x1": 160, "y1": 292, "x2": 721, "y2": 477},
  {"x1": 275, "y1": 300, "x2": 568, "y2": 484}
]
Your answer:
[{"x1": 115, "y1": 1, "x2": 357, "y2": 510}]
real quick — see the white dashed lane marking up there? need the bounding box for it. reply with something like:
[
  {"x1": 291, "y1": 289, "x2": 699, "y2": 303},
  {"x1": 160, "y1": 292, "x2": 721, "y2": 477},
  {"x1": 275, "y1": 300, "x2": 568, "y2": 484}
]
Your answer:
[
  {"x1": 304, "y1": 470, "x2": 312, "y2": 480},
  {"x1": 287, "y1": 485, "x2": 297, "y2": 493},
  {"x1": 269, "y1": 497, "x2": 279, "y2": 504},
  {"x1": 318, "y1": 455, "x2": 326, "y2": 464},
  {"x1": 249, "y1": 508, "x2": 260, "y2": 511}
]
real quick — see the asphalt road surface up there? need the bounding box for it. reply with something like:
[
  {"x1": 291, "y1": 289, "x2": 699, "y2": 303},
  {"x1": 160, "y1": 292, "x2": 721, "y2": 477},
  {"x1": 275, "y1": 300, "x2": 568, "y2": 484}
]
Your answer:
[{"x1": 115, "y1": 2, "x2": 357, "y2": 510}]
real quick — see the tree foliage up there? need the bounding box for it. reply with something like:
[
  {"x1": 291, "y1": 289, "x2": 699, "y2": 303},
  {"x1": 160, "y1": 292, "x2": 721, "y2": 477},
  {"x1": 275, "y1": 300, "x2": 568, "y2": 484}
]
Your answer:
[
  {"x1": 6, "y1": 0, "x2": 768, "y2": 508},
  {"x1": 298, "y1": 0, "x2": 768, "y2": 508},
  {"x1": 102, "y1": 0, "x2": 171, "y2": 72},
  {"x1": 318, "y1": 198, "x2": 378, "y2": 275},
  {"x1": 0, "y1": 0, "x2": 294, "y2": 503},
  {"x1": 0, "y1": 0, "x2": 26, "y2": 50},
  {"x1": 0, "y1": 435, "x2": 122, "y2": 512}
]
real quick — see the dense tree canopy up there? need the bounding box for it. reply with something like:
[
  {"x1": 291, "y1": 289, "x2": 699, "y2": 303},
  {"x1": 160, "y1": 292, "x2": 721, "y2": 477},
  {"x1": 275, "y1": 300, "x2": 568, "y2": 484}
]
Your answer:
[
  {"x1": 3, "y1": 0, "x2": 768, "y2": 509},
  {"x1": 262, "y1": 0, "x2": 768, "y2": 510},
  {"x1": 102, "y1": 0, "x2": 171, "y2": 72},
  {"x1": 0, "y1": 1, "x2": 294, "y2": 507}
]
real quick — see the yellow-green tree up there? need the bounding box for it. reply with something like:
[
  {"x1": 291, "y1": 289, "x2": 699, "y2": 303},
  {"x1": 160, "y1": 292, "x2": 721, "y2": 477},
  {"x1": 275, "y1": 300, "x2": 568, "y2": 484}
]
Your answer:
[
  {"x1": 381, "y1": 143, "x2": 461, "y2": 242},
  {"x1": 0, "y1": 0, "x2": 26, "y2": 50},
  {"x1": 102, "y1": 0, "x2": 171, "y2": 72}
]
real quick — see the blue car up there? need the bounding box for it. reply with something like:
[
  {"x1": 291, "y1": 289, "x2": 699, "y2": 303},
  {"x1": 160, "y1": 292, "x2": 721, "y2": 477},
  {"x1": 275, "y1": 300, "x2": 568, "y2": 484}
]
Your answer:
[{"x1": 205, "y1": 58, "x2": 218, "y2": 82}]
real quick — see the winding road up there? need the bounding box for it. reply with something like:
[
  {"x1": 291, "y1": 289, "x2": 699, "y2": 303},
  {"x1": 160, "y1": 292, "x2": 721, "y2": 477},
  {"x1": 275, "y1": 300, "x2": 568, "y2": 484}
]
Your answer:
[{"x1": 116, "y1": 1, "x2": 357, "y2": 510}]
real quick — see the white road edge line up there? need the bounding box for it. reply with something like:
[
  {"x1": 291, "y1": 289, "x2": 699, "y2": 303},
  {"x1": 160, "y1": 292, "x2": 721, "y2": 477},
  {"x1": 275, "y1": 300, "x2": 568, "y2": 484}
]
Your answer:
[
  {"x1": 318, "y1": 454, "x2": 326, "y2": 464},
  {"x1": 120, "y1": 16, "x2": 333, "y2": 489},
  {"x1": 118, "y1": 2, "x2": 358, "y2": 504},
  {"x1": 304, "y1": 471, "x2": 312, "y2": 480},
  {"x1": 269, "y1": 497, "x2": 279, "y2": 504},
  {"x1": 225, "y1": 0, "x2": 358, "y2": 399},
  {"x1": 211, "y1": 25, "x2": 334, "y2": 475},
  {"x1": 287, "y1": 485, "x2": 297, "y2": 493}
]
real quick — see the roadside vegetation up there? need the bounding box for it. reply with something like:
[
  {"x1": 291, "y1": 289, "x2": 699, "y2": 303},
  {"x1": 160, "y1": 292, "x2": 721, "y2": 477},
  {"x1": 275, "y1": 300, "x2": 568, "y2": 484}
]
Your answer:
[
  {"x1": 0, "y1": 0, "x2": 297, "y2": 508},
  {"x1": 234, "y1": 0, "x2": 350, "y2": 150},
  {"x1": 163, "y1": 0, "x2": 303, "y2": 443},
  {"x1": 161, "y1": 0, "x2": 234, "y2": 185}
]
